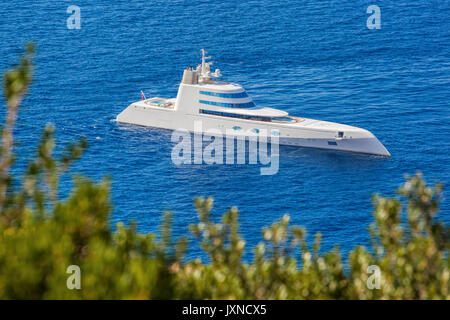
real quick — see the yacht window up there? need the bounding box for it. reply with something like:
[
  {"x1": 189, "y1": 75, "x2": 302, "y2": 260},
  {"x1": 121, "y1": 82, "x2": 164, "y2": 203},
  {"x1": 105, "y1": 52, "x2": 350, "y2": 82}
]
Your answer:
[
  {"x1": 271, "y1": 130, "x2": 280, "y2": 136},
  {"x1": 272, "y1": 116, "x2": 295, "y2": 122},
  {"x1": 199, "y1": 100, "x2": 256, "y2": 108},
  {"x1": 200, "y1": 109, "x2": 271, "y2": 122},
  {"x1": 200, "y1": 91, "x2": 248, "y2": 98}
]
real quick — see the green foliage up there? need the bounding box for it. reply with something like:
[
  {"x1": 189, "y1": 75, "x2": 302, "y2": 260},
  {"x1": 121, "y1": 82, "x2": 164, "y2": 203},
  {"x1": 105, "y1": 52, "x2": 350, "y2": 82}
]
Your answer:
[{"x1": 0, "y1": 47, "x2": 448, "y2": 299}]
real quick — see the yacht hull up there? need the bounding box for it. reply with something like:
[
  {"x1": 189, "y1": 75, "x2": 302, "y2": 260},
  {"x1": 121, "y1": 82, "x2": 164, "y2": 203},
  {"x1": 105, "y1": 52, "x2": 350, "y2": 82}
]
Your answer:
[
  {"x1": 278, "y1": 136, "x2": 389, "y2": 156},
  {"x1": 116, "y1": 104, "x2": 390, "y2": 156}
]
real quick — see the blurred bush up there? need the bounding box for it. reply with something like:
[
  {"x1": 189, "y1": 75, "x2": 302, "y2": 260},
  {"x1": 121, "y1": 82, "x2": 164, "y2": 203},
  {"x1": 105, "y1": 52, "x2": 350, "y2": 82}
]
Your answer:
[{"x1": 0, "y1": 47, "x2": 448, "y2": 299}]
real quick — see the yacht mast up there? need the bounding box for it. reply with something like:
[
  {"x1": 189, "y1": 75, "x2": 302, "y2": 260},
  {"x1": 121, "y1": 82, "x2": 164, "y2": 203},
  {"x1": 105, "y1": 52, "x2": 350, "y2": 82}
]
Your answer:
[
  {"x1": 200, "y1": 49, "x2": 221, "y2": 81},
  {"x1": 200, "y1": 49, "x2": 212, "y2": 79}
]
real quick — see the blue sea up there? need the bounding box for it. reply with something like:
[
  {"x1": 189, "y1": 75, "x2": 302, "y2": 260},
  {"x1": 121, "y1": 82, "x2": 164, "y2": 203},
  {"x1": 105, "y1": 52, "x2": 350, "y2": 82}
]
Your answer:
[{"x1": 1, "y1": 1, "x2": 449, "y2": 260}]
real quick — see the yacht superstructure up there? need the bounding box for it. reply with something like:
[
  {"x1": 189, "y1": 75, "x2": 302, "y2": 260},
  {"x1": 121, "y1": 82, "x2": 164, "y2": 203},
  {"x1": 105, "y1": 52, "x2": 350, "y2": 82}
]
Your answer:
[{"x1": 116, "y1": 49, "x2": 390, "y2": 156}]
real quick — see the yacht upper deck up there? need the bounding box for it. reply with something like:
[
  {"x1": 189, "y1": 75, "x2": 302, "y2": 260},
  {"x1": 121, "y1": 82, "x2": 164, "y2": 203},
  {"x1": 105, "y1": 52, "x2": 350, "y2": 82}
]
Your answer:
[
  {"x1": 207, "y1": 106, "x2": 288, "y2": 118},
  {"x1": 197, "y1": 81, "x2": 243, "y2": 92}
]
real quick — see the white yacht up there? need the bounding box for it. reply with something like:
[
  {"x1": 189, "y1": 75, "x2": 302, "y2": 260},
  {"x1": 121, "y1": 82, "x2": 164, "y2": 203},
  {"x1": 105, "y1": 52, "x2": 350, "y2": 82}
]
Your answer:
[{"x1": 116, "y1": 49, "x2": 390, "y2": 156}]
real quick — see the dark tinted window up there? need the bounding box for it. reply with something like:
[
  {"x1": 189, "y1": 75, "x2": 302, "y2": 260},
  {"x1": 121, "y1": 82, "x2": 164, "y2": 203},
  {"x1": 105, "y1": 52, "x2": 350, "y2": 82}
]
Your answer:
[
  {"x1": 199, "y1": 109, "x2": 271, "y2": 122},
  {"x1": 199, "y1": 100, "x2": 256, "y2": 108},
  {"x1": 199, "y1": 91, "x2": 248, "y2": 98}
]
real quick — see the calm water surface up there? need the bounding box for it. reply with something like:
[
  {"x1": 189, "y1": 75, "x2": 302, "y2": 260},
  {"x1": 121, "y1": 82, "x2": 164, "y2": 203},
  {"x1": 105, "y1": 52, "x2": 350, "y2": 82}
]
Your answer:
[{"x1": 1, "y1": 1, "x2": 449, "y2": 260}]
